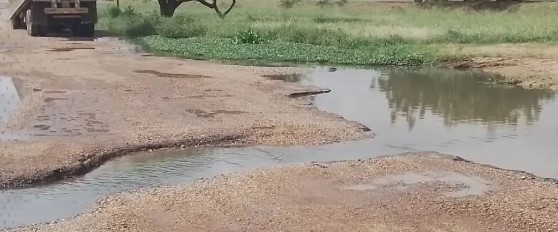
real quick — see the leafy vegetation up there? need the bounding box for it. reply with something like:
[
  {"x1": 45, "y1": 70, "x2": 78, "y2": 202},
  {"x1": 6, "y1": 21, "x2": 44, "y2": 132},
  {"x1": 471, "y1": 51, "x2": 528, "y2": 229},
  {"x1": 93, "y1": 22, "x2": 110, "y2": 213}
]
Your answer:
[
  {"x1": 139, "y1": 36, "x2": 434, "y2": 66},
  {"x1": 232, "y1": 29, "x2": 267, "y2": 44},
  {"x1": 97, "y1": 0, "x2": 558, "y2": 65}
]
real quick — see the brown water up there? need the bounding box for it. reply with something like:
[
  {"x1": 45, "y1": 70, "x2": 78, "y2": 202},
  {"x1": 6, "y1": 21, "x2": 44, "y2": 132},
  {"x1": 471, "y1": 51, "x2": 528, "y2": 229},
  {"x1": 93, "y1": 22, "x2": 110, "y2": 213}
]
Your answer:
[{"x1": 1, "y1": 67, "x2": 557, "y2": 229}]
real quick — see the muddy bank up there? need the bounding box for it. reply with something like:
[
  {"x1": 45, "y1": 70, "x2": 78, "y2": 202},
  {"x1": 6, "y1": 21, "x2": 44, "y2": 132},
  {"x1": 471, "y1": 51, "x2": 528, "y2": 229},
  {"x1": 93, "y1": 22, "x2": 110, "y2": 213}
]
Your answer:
[
  {"x1": 13, "y1": 152, "x2": 558, "y2": 232},
  {"x1": 445, "y1": 57, "x2": 558, "y2": 91}
]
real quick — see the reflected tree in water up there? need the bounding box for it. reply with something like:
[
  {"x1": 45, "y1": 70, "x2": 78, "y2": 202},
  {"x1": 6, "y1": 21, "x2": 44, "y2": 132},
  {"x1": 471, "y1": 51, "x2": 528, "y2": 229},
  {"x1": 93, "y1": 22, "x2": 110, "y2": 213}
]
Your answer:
[{"x1": 377, "y1": 69, "x2": 556, "y2": 130}]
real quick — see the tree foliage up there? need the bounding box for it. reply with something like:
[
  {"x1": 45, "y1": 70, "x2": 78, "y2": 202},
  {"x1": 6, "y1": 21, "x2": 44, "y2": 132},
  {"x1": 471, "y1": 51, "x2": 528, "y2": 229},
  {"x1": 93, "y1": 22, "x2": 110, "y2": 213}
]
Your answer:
[{"x1": 157, "y1": 0, "x2": 236, "y2": 17}]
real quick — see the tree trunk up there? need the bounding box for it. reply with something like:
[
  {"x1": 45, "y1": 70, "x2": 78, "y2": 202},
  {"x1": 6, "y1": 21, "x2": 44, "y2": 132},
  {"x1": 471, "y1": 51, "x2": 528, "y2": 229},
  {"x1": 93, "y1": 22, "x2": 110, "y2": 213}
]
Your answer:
[{"x1": 158, "y1": 0, "x2": 179, "y2": 17}]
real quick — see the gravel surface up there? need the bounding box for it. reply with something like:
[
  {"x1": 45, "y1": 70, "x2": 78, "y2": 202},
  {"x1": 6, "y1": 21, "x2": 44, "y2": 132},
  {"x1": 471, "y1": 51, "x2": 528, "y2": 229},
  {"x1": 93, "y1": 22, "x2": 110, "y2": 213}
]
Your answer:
[{"x1": 11, "y1": 152, "x2": 558, "y2": 232}]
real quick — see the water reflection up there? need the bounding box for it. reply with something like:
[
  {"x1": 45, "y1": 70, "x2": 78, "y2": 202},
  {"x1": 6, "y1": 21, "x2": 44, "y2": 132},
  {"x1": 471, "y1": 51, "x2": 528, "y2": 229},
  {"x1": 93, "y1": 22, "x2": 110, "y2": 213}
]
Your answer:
[
  {"x1": 0, "y1": 76, "x2": 23, "y2": 125},
  {"x1": 378, "y1": 69, "x2": 555, "y2": 130}
]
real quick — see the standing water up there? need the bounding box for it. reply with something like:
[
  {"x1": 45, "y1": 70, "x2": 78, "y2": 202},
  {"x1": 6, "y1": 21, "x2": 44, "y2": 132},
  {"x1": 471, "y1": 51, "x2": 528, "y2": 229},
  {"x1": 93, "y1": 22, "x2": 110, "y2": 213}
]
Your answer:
[{"x1": 1, "y1": 68, "x2": 557, "y2": 229}]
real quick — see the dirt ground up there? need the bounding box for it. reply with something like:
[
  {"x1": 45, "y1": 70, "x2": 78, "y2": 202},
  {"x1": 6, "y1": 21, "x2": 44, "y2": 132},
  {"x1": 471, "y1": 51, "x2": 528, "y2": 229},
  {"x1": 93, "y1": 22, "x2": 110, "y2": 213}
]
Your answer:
[
  {"x1": 12, "y1": 152, "x2": 558, "y2": 232},
  {"x1": 0, "y1": 4, "x2": 372, "y2": 189}
]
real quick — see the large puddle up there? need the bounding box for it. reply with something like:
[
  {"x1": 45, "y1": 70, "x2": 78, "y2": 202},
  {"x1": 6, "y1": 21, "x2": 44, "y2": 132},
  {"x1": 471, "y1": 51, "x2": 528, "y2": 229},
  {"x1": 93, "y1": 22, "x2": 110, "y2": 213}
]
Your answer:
[{"x1": 1, "y1": 68, "x2": 557, "y2": 229}]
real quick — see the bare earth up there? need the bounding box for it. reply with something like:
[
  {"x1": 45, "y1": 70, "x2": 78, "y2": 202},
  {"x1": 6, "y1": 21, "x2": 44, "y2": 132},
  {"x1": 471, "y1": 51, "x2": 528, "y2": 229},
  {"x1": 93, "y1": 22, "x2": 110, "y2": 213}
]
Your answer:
[{"x1": 12, "y1": 152, "x2": 558, "y2": 232}]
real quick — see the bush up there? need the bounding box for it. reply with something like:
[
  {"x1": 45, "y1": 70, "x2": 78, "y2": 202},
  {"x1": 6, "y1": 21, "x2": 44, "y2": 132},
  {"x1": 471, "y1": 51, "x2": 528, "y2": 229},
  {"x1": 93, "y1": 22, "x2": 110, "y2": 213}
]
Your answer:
[
  {"x1": 258, "y1": 24, "x2": 350, "y2": 46},
  {"x1": 107, "y1": 5, "x2": 122, "y2": 18},
  {"x1": 233, "y1": 28, "x2": 267, "y2": 44},
  {"x1": 107, "y1": 12, "x2": 157, "y2": 37},
  {"x1": 279, "y1": 0, "x2": 302, "y2": 9},
  {"x1": 316, "y1": 0, "x2": 348, "y2": 7},
  {"x1": 122, "y1": 5, "x2": 136, "y2": 16},
  {"x1": 157, "y1": 15, "x2": 207, "y2": 38}
]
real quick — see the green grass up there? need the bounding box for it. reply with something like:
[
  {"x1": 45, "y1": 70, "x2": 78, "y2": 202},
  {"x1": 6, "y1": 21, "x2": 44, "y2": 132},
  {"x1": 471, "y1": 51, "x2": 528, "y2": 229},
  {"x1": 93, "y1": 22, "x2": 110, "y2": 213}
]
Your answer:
[{"x1": 97, "y1": 0, "x2": 558, "y2": 65}]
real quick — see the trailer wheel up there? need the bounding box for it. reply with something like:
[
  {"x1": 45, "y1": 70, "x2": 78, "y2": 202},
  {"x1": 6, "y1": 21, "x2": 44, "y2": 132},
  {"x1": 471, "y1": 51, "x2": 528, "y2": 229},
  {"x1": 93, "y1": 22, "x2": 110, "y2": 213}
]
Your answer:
[
  {"x1": 73, "y1": 24, "x2": 95, "y2": 37},
  {"x1": 25, "y1": 9, "x2": 41, "y2": 36},
  {"x1": 11, "y1": 18, "x2": 25, "y2": 30},
  {"x1": 82, "y1": 24, "x2": 95, "y2": 37}
]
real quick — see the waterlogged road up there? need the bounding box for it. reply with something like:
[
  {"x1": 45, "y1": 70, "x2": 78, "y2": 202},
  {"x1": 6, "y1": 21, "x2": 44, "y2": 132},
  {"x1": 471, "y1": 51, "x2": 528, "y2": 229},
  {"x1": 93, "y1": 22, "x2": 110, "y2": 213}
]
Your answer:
[{"x1": 1, "y1": 67, "x2": 557, "y2": 229}]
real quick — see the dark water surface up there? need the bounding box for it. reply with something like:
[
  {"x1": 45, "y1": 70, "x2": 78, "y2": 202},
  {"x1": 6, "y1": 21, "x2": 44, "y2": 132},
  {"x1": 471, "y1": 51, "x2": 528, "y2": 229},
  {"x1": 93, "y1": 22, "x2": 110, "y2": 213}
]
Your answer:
[{"x1": 1, "y1": 68, "x2": 557, "y2": 229}]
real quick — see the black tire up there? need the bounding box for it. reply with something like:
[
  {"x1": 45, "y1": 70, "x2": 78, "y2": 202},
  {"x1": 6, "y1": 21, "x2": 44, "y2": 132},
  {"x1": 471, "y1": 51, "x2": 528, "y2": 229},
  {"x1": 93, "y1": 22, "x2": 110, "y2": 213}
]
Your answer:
[
  {"x1": 26, "y1": 9, "x2": 40, "y2": 36},
  {"x1": 82, "y1": 24, "x2": 95, "y2": 37},
  {"x1": 71, "y1": 24, "x2": 80, "y2": 36},
  {"x1": 73, "y1": 24, "x2": 95, "y2": 37},
  {"x1": 38, "y1": 25, "x2": 48, "y2": 36},
  {"x1": 11, "y1": 18, "x2": 25, "y2": 30}
]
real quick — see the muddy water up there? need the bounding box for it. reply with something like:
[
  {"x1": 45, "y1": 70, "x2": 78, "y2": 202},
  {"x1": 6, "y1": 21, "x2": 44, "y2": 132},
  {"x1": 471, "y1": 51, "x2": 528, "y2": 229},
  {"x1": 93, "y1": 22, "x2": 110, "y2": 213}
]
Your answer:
[{"x1": 1, "y1": 68, "x2": 557, "y2": 229}]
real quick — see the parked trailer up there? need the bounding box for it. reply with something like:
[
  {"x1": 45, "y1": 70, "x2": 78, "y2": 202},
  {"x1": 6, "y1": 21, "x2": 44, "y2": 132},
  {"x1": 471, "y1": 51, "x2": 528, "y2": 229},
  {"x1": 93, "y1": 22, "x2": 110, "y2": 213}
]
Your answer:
[{"x1": 9, "y1": 0, "x2": 97, "y2": 37}]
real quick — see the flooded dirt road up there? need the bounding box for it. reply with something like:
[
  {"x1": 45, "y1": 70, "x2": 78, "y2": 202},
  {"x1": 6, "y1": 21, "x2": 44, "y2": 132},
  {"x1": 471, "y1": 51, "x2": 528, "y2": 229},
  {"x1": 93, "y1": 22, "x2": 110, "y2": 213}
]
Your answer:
[
  {"x1": 0, "y1": 1, "x2": 370, "y2": 190},
  {"x1": 1, "y1": 0, "x2": 558, "y2": 229},
  {"x1": 1, "y1": 68, "x2": 557, "y2": 229}
]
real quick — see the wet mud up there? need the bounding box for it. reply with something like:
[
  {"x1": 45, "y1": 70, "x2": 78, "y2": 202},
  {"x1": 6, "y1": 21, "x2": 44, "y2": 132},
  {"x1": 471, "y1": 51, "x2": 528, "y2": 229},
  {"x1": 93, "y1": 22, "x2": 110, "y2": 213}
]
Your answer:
[
  {"x1": 185, "y1": 109, "x2": 245, "y2": 118},
  {"x1": 47, "y1": 47, "x2": 95, "y2": 52},
  {"x1": 134, "y1": 70, "x2": 211, "y2": 79}
]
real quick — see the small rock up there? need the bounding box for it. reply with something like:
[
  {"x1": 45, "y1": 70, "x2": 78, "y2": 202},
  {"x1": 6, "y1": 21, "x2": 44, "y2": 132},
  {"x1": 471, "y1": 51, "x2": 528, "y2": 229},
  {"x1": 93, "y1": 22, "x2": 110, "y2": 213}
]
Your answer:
[
  {"x1": 310, "y1": 162, "x2": 328, "y2": 168},
  {"x1": 520, "y1": 176, "x2": 527, "y2": 180}
]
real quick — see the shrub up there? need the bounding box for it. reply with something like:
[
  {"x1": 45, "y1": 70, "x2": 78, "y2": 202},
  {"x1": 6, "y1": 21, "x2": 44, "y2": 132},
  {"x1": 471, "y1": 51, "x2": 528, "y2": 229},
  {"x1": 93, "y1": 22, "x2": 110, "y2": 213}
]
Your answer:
[
  {"x1": 107, "y1": 12, "x2": 157, "y2": 37},
  {"x1": 107, "y1": 5, "x2": 122, "y2": 18},
  {"x1": 279, "y1": 0, "x2": 302, "y2": 9},
  {"x1": 316, "y1": 0, "x2": 348, "y2": 7},
  {"x1": 259, "y1": 24, "x2": 350, "y2": 46},
  {"x1": 157, "y1": 15, "x2": 207, "y2": 38},
  {"x1": 122, "y1": 5, "x2": 136, "y2": 16},
  {"x1": 233, "y1": 28, "x2": 267, "y2": 44}
]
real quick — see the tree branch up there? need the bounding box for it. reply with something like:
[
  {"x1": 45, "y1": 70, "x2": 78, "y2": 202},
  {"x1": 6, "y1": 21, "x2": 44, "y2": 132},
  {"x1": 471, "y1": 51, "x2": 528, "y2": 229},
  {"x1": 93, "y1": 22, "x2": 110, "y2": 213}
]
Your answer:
[{"x1": 189, "y1": 0, "x2": 236, "y2": 19}]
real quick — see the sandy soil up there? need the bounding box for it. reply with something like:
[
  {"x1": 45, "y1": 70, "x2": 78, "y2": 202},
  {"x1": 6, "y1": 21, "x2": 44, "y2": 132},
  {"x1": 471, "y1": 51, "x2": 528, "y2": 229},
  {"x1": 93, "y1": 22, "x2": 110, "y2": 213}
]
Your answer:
[
  {"x1": 12, "y1": 152, "x2": 558, "y2": 232},
  {"x1": 0, "y1": 4, "x2": 371, "y2": 189}
]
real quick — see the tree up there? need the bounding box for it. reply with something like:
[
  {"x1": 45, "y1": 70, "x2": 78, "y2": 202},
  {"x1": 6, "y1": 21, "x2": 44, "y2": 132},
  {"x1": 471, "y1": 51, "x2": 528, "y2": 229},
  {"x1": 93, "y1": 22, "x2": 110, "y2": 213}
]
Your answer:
[{"x1": 158, "y1": 0, "x2": 237, "y2": 18}]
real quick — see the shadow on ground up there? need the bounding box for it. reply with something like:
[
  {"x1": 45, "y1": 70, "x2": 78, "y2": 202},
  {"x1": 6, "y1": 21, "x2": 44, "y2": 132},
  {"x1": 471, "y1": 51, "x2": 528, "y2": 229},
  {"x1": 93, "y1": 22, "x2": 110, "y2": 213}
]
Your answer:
[{"x1": 419, "y1": 0, "x2": 539, "y2": 11}]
